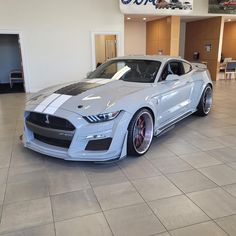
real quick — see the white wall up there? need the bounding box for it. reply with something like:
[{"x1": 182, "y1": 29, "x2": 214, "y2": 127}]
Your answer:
[
  {"x1": 179, "y1": 22, "x2": 186, "y2": 59},
  {"x1": 0, "y1": 0, "x2": 124, "y2": 92},
  {"x1": 125, "y1": 21, "x2": 146, "y2": 56}
]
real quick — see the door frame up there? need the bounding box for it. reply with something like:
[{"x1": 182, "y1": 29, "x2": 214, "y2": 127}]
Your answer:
[
  {"x1": 0, "y1": 29, "x2": 30, "y2": 92},
  {"x1": 91, "y1": 31, "x2": 122, "y2": 70}
]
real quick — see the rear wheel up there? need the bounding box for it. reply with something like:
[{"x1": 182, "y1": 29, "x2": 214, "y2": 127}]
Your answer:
[
  {"x1": 127, "y1": 109, "x2": 154, "y2": 156},
  {"x1": 196, "y1": 85, "x2": 213, "y2": 116}
]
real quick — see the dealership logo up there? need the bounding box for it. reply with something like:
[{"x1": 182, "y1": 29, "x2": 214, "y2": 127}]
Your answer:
[{"x1": 121, "y1": 0, "x2": 156, "y2": 5}]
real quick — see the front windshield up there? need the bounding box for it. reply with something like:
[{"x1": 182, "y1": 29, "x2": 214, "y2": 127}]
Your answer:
[{"x1": 87, "y1": 59, "x2": 161, "y2": 83}]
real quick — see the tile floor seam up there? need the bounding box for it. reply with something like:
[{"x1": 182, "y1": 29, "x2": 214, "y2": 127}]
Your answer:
[
  {"x1": 164, "y1": 219, "x2": 213, "y2": 232},
  {"x1": 213, "y1": 213, "x2": 236, "y2": 222},
  {"x1": 83, "y1": 169, "x2": 115, "y2": 236},
  {"x1": 148, "y1": 160, "x2": 194, "y2": 175},
  {"x1": 173, "y1": 153, "x2": 236, "y2": 192},
  {"x1": 177, "y1": 151, "x2": 224, "y2": 167},
  {"x1": 220, "y1": 186, "x2": 236, "y2": 201},
  {"x1": 116, "y1": 163, "x2": 170, "y2": 235},
  {"x1": 0, "y1": 223, "x2": 55, "y2": 236},
  {"x1": 196, "y1": 166, "x2": 236, "y2": 189},
  {"x1": 158, "y1": 171, "x2": 223, "y2": 225},
  {"x1": 48, "y1": 168, "x2": 57, "y2": 236},
  {"x1": 0, "y1": 122, "x2": 16, "y2": 226},
  {"x1": 48, "y1": 186, "x2": 92, "y2": 198},
  {"x1": 168, "y1": 220, "x2": 231, "y2": 236},
  {"x1": 225, "y1": 161, "x2": 236, "y2": 169},
  {"x1": 213, "y1": 215, "x2": 236, "y2": 236}
]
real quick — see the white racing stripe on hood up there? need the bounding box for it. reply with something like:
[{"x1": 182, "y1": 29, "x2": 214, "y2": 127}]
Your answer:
[
  {"x1": 86, "y1": 79, "x2": 103, "y2": 83},
  {"x1": 43, "y1": 95, "x2": 72, "y2": 115},
  {"x1": 85, "y1": 66, "x2": 131, "y2": 85},
  {"x1": 34, "y1": 93, "x2": 61, "y2": 112},
  {"x1": 86, "y1": 79, "x2": 111, "y2": 85}
]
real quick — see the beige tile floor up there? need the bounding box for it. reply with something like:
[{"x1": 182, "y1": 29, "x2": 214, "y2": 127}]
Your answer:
[{"x1": 0, "y1": 80, "x2": 236, "y2": 236}]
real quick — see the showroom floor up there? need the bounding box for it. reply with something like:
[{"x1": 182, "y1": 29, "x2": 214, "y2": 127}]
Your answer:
[{"x1": 0, "y1": 80, "x2": 236, "y2": 236}]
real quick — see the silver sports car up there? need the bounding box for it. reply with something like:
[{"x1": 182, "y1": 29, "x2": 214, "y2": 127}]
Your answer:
[{"x1": 23, "y1": 56, "x2": 213, "y2": 162}]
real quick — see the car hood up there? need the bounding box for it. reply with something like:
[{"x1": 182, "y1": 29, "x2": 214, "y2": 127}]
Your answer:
[{"x1": 27, "y1": 79, "x2": 151, "y2": 116}]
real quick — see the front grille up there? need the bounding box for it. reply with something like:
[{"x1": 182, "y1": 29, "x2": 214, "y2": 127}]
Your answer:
[
  {"x1": 27, "y1": 112, "x2": 75, "y2": 131},
  {"x1": 34, "y1": 134, "x2": 71, "y2": 148}
]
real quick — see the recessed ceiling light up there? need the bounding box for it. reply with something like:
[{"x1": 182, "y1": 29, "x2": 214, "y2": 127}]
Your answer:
[
  {"x1": 143, "y1": 17, "x2": 147, "y2": 21},
  {"x1": 127, "y1": 17, "x2": 131, "y2": 20},
  {"x1": 228, "y1": 19, "x2": 232, "y2": 22}
]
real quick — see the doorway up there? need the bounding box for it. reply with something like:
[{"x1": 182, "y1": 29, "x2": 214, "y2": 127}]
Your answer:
[
  {"x1": 0, "y1": 34, "x2": 25, "y2": 93},
  {"x1": 95, "y1": 34, "x2": 117, "y2": 67},
  {"x1": 91, "y1": 32, "x2": 122, "y2": 70}
]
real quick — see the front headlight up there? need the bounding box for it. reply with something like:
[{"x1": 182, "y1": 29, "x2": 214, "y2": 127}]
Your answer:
[{"x1": 84, "y1": 111, "x2": 120, "y2": 123}]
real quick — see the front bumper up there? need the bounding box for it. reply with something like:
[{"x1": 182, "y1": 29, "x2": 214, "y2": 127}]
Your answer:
[{"x1": 23, "y1": 108, "x2": 132, "y2": 162}]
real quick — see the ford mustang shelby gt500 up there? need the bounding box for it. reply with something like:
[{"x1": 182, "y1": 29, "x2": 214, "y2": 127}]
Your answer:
[{"x1": 23, "y1": 56, "x2": 213, "y2": 162}]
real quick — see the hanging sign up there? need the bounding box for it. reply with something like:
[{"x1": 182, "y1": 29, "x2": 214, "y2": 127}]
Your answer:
[{"x1": 120, "y1": 0, "x2": 194, "y2": 15}]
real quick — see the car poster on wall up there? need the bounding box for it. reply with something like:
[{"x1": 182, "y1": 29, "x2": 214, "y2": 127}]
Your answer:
[
  {"x1": 120, "y1": 0, "x2": 193, "y2": 15},
  {"x1": 209, "y1": 0, "x2": 236, "y2": 14}
]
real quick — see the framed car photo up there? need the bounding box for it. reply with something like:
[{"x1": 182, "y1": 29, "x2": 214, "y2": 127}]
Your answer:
[
  {"x1": 209, "y1": 0, "x2": 236, "y2": 14},
  {"x1": 120, "y1": 0, "x2": 193, "y2": 15}
]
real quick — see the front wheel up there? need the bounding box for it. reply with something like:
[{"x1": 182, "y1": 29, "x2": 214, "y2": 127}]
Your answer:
[
  {"x1": 127, "y1": 109, "x2": 154, "y2": 156},
  {"x1": 195, "y1": 85, "x2": 213, "y2": 116}
]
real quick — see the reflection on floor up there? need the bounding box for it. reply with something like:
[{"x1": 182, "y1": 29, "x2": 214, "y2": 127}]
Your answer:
[
  {"x1": 218, "y1": 72, "x2": 236, "y2": 80},
  {"x1": 0, "y1": 81, "x2": 236, "y2": 236}
]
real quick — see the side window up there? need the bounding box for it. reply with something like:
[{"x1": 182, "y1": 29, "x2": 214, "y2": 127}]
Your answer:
[
  {"x1": 160, "y1": 64, "x2": 170, "y2": 81},
  {"x1": 182, "y1": 62, "x2": 192, "y2": 74},
  {"x1": 169, "y1": 61, "x2": 184, "y2": 76},
  {"x1": 159, "y1": 61, "x2": 186, "y2": 82}
]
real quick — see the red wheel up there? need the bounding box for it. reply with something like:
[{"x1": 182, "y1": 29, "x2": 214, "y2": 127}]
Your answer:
[{"x1": 128, "y1": 109, "x2": 154, "y2": 156}]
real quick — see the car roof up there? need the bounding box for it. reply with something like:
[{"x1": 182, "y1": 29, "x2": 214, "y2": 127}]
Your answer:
[{"x1": 113, "y1": 55, "x2": 182, "y2": 63}]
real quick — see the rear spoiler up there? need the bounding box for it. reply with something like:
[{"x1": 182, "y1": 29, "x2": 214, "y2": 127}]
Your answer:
[{"x1": 191, "y1": 63, "x2": 207, "y2": 70}]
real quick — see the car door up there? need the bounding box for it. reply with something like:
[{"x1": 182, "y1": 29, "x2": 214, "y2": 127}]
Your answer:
[{"x1": 155, "y1": 60, "x2": 194, "y2": 127}]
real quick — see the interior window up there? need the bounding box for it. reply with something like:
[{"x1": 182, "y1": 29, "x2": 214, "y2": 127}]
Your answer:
[
  {"x1": 160, "y1": 64, "x2": 170, "y2": 81},
  {"x1": 183, "y1": 62, "x2": 192, "y2": 74},
  {"x1": 169, "y1": 61, "x2": 184, "y2": 76},
  {"x1": 160, "y1": 61, "x2": 184, "y2": 81}
]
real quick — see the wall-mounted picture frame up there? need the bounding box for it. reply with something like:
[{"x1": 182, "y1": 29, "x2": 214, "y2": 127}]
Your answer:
[
  {"x1": 205, "y1": 43, "x2": 212, "y2": 53},
  {"x1": 209, "y1": 0, "x2": 236, "y2": 14},
  {"x1": 120, "y1": 0, "x2": 193, "y2": 14}
]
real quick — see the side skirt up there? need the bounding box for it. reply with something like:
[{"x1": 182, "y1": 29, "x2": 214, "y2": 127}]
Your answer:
[{"x1": 154, "y1": 110, "x2": 195, "y2": 137}]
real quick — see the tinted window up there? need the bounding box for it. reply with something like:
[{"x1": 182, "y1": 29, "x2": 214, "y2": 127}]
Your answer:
[
  {"x1": 183, "y1": 62, "x2": 192, "y2": 74},
  {"x1": 160, "y1": 61, "x2": 184, "y2": 81},
  {"x1": 160, "y1": 64, "x2": 170, "y2": 81},
  {"x1": 87, "y1": 59, "x2": 161, "y2": 83},
  {"x1": 169, "y1": 61, "x2": 184, "y2": 76}
]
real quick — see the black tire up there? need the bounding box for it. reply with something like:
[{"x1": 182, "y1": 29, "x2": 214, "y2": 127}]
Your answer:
[
  {"x1": 127, "y1": 109, "x2": 154, "y2": 157},
  {"x1": 195, "y1": 85, "x2": 213, "y2": 116}
]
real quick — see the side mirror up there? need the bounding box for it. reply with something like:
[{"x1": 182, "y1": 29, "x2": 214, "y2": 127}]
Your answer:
[
  {"x1": 86, "y1": 71, "x2": 93, "y2": 78},
  {"x1": 165, "y1": 74, "x2": 179, "y2": 81}
]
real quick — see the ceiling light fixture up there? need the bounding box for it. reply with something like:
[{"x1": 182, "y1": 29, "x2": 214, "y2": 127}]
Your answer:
[
  {"x1": 228, "y1": 19, "x2": 232, "y2": 22},
  {"x1": 143, "y1": 17, "x2": 147, "y2": 21},
  {"x1": 127, "y1": 17, "x2": 131, "y2": 20}
]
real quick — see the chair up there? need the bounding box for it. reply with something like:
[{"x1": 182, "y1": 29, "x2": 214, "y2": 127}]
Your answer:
[
  {"x1": 9, "y1": 70, "x2": 24, "y2": 88},
  {"x1": 220, "y1": 58, "x2": 232, "y2": 72},
  {"x1": 225, "y1": 61, "x2": 236, "y2": 80}
]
